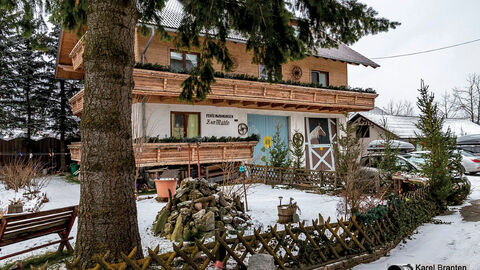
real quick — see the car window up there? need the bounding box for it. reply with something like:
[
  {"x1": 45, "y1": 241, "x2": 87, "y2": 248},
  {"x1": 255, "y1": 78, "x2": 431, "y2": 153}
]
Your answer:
[
  {"x1": 461, "y1": 150, "x2": 475, "y2": 157},
  {"x1": 360, "y1": 157, "x2": 369, "y2": 167},
  {"x1": 361, "y1": 156, "x2": 380, "y2": 168},
  {"x1": 396, "y1": 158, "x2": 412, "y2": 171}
]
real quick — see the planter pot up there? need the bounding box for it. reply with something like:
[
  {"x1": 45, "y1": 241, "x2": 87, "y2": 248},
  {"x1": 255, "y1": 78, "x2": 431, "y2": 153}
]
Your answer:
[
  {"x1": 154, "y1": 178, "x2": 178, "y2": 199},
  {"x1": 8, "y1": 202, "x2": 23, "y2": 214}
]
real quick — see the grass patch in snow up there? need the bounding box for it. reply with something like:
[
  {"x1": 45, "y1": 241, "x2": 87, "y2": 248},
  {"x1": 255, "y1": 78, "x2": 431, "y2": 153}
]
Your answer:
[
  {"x1": 0, "y1": 251, "x2": 72, "y2": 270},
  {"x1": 429, "y1": 218, "x2": 452, "y2": 224},
  {"x1": 63, "y1": 175, "x2": 80, "y2": 184},
  {"x1": 138, "y1": 189, "x2": 157, "y2": 195}
]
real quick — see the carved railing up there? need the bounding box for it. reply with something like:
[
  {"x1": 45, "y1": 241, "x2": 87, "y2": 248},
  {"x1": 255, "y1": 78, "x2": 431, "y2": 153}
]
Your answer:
[{"x1": 68, "y1": 141, "x2": 257, "y2": 167}]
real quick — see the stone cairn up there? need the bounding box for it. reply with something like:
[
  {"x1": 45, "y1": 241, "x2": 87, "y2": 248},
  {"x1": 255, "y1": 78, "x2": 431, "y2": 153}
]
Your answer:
[{"x1": 153, "y1": 178, "x2": 251, "y2": 242}]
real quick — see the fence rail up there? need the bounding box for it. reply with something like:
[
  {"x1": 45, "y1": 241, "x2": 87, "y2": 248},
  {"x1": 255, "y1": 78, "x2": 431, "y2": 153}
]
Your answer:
[
  {"x1": 245, "y1": 164, "x2": 338, "y2": 189},
  {"x1": 58, "y1": 186, "x2": 432, "y2": 270},
  {"x1": 0, "y1": 138, "x2": 79, "y2": 171}
]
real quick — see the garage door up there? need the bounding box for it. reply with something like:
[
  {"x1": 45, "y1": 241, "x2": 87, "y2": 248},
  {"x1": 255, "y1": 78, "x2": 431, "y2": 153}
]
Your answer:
[{"x1": 247, "y1": 114, "x2": 289, "y2": 164}]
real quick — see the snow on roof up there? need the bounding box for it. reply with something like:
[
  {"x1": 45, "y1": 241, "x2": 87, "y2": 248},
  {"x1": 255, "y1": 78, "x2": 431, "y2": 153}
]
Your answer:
[
  {"x1": 350, "y1": 111, "x2": 480, "y2": 138},
  {"x1": 154, "y1": 0, "x2": 379, "y2": 68}
]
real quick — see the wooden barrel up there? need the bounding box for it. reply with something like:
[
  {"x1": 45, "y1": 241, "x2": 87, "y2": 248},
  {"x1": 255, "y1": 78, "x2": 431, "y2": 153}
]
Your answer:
[{"x1": 277, "y1": 204, "x2": 297, "y2": 224}]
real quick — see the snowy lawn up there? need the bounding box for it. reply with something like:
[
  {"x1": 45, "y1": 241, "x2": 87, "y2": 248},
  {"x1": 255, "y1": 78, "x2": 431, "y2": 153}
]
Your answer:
[
  {"x1": 0, "y1": 177, "x2": 341, "y2": 265},
  {"x1": 354, "y1": 175, "x2": 480, "y2": 270}
]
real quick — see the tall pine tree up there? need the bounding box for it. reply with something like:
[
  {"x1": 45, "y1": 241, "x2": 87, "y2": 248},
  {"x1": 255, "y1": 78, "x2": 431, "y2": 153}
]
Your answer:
[
  {"x1": 0, "y1": 9, "x2": 20, "y2": 137},
  {"x1": 416, "y1": 80, "x2": 458, "y2": 206},
  {"x1": 3, "y1": 19, "x2": 52, "y2": 141}
]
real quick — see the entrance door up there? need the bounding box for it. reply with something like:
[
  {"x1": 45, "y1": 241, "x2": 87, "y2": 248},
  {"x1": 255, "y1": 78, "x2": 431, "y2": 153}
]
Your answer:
[
  {"x1": 247, "y1": 114, "x2": 289, "y2": 164},
  {"x1": 305, "y1": 118, "x2": 337, "y2": 171}
]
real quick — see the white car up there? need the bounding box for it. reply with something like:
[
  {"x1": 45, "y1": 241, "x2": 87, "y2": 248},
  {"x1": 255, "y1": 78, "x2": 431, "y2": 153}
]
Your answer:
[
  {"x1": 408, "y1": 150, "x2": 480, "y2": 175},
  {"x1": 458, "y1": 150, "x2": 480, "y2": 174}
]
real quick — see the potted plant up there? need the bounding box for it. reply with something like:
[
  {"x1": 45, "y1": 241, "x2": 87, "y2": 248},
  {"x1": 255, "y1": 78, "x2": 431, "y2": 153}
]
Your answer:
[
  {"x1": 154, "y1": 169, "x2": 179, "y2": 199},
  {"x1": 8, "y1": 198, "x2": 23, "y2": 214}
]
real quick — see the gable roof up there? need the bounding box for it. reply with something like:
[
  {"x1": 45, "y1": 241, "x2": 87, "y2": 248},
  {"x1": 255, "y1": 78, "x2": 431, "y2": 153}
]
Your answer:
[
  {"x1": 349, "y1": 110, "x2": 480, "y2": 138},
  {"x1": 156, "y1": 0, "x2": 379, "y2": 68}
]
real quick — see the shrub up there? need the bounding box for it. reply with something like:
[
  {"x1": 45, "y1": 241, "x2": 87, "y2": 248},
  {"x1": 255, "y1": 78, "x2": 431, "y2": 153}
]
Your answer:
[
  {"x1": 447, "y1": 177, "x2": 471, "y2": 205},
  {"x1": 0, "y1": 159, "x2": 50, "y2": 199}
]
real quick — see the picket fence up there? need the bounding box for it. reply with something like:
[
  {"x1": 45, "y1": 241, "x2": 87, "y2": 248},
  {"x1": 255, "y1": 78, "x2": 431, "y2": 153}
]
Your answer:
[{"x1": 28, "y1": 186, "x2": 432, "y2": 270}]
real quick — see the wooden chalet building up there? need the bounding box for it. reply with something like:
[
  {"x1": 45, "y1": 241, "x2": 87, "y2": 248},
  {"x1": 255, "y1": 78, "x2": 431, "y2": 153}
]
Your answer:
[{"x1": 56, "y1": 0, "x2": 379, "y2": 172}]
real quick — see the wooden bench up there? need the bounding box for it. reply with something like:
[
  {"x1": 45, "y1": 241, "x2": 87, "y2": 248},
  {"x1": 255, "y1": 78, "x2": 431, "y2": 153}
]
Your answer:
[{"x1": 0, "y1": 205, "x2": 78, "y2": 260}]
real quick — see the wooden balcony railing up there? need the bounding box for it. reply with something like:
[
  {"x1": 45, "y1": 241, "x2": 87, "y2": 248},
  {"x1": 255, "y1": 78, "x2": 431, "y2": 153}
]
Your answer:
[
  {"x1": 69, "y1": 33, "x2": 85, "y2": 71},
  {"x1": 68, "y1": 141, "x2": 258, "y2": 167},
  {"x1": 69, "y1": 69, "x2": 376, "y2": 116}
]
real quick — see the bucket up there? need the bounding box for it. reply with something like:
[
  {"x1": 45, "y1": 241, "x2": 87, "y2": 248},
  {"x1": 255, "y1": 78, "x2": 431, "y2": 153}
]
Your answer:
[
  {"x1": 154, "y1": 178, "x2": 178, "y2": 199},
  {"x1": 277, "y1": 204, "x2": 297, "y2": 224}
]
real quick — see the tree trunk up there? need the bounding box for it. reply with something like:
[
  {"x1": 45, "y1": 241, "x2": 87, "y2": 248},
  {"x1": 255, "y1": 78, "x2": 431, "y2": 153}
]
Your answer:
[
  {"x1": 59, "y1": 80, "x2": 67, "y2": 172},
  {"x1": 75, "y1": 0, "x2": 141, "y2": 266}
]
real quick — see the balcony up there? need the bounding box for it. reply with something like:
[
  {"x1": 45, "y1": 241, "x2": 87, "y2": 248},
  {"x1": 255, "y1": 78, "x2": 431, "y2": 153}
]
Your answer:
[
  {"x1": 69, "y1": 68, "x2": 376, "y2": 116},
  {"x1": 68, "y1": 141, "x2": 258, "y2": 167}
]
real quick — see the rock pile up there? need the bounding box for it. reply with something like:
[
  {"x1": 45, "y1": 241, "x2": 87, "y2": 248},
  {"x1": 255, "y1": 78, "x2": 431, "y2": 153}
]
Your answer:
[{"x1": 153, "y1": 178, "x2": 251, "y2": 241}]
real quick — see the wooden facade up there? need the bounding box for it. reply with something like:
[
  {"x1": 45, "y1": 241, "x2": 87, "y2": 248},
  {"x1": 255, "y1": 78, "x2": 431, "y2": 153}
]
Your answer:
[
  {"x1": 68, "y1": 141, "x2": 257, "y2": 167},
  {"x1": 70, "y1": 68, "x2": 376, "y2": 116},
  {"x1": 58, "y1": 26, "x2": 379, "y2": 168}
]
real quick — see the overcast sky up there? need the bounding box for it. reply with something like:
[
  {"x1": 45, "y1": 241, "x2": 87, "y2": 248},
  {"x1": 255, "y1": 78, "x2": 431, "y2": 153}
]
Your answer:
[{"x1": 348, "y1": 0, "x2": 480, "y2": 111}]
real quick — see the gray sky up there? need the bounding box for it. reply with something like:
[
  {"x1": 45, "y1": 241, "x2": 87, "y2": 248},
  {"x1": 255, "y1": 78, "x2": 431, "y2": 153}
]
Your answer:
[{"x1": 348, "y1": 0, "x2": 480, "y2": 110}]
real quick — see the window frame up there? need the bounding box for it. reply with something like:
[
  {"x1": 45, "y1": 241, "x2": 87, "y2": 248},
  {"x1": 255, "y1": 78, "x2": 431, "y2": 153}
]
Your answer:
[
  {"x1": 259, "y1": 64, "x2": 268, "y2": 80},
  {"x1": 311, "y1": 70, "x2": 330, "y2": 87},
  {"x1": 356, "y1": 125, "x2": 370, "y2": 138},
  {"x1": 170, "y1": 111, "x2": 201, "y2": 138},
  {"x1": 169, "y1": 50, "x2": 199, "y2": 72}
]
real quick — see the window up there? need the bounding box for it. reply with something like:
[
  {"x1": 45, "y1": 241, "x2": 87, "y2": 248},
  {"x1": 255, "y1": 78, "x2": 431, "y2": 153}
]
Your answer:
[
  {"x1": 311, "y1": 71, "x2": 329, "y2": 86},
  {"x1": 259, "y1": 65, "x2": 268, "y2": 80},
  {"x1": 171, "y1": 112, "x2": 200, "y2": 138},
  {"x1": 356, "y1": 125, "x2": 370, "y2": 138},
  {"x1": 395, "y1": 158, "x2": 412, "y2": 172},
  {"x1": 170, "y1": 51, "x2": 198, "y2": 72}
]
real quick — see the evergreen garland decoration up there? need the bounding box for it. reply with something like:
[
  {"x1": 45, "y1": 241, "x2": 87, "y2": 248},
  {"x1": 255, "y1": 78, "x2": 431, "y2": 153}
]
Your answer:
[
  {"x1": 134, "y1": 62, "x2": 377, "y2": 94},
  {"x1": 146, "y1": 134, "x2": 259, "y2": 144}
]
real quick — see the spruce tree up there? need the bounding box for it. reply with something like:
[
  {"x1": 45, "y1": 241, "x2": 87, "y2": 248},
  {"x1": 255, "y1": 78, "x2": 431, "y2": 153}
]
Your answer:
[
  {"x1": 415, "y1": 80, "x2": 458, "y2": 205},
  {"x1": 0, "y1": 9, "x2": 20, "y2": 137},
  {"x1": 5, "y1": 19, "x2": 53, "y2": 141}
]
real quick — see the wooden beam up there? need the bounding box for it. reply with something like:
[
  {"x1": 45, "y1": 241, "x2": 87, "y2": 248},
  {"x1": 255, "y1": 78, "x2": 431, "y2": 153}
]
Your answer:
[
  {"x1": 242, "y1": 101, "x2": 256, "y2": 106},
  {"x1": 283, "y1": 104, "x2": 297, "y2": 109},
  {"x1": 212, "y1": 99, "x2": 225, "y2": 104},
  {"x1": 257, "y1": 102, "x2": 271, "y2": 108},
  {"x1": 228, "y1": 100, "x2": 242, "y2": 105},
  {"x1": 296, "y1": 104, "x2": 309, "y2": 109}
]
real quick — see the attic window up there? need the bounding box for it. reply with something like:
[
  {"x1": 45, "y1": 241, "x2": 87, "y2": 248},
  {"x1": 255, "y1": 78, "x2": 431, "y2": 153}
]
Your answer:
[
  {"x1": 259, "y1": 65, "x2": 268, "y2": 80},
  {"x1": 311, "y1": 71, "x2": 329, "y2": 86},
  {"x1": 170, "y1": 51, "x2": 198, "y2": 72},
  {"x1": 356, "y1": 125, "x2": 370, "y2": 138}
]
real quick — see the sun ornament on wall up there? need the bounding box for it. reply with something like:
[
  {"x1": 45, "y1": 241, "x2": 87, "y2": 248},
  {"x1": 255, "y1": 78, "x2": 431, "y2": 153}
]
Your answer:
[
  {"x1": 238, "y1": 123, "x2": 248, "y2": 136},
  {"x1": 291, "y1": 66, "x2": 302, "y2": 81}
]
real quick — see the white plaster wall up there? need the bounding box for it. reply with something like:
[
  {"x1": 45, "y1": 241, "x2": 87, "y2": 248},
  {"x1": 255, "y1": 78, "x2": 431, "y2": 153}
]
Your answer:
[{"x1": 133, "y1": 102, "x2": 346, "y2": 142}]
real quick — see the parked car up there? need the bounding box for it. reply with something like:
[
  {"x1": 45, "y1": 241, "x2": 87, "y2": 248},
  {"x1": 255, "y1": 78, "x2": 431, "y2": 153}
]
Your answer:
[
  {"x1": 360, "y1": 153, "x2": 421, "y2": 180},
  {"x1": 408, "y1": 150, "x2": 480, "y2": 175}
]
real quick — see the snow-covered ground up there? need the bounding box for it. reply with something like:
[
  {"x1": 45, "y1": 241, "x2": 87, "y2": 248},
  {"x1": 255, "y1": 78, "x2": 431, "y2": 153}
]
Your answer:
[
  {"x1": 354, "y1": 175, "x2": 480, "y2": 270},
  {"x1": 0, "y1": 177, "x2": 341, "y2": 265},
  {"x1": 3, "y1": 175, "x2": 479, "y2": 268}
]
